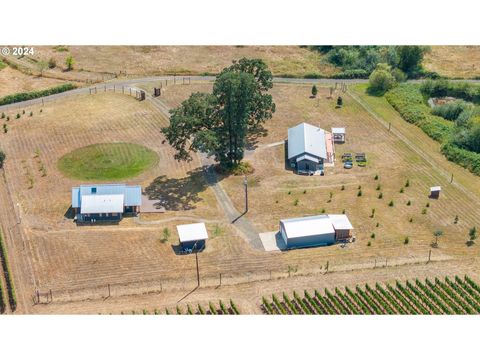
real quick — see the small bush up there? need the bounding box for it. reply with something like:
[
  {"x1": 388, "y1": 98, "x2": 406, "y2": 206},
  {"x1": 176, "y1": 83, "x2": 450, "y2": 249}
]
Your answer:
[
  {"x1": 399, "y1": 187, "x2": 404, "y2": 193},
  {"x1": 378, "y1": 192, "x2": 383, "y2": 199},
  {"x1": 388, "y1": 200, "x2": 394, "y2": 207},
  {"x1": 337, "y1": 96, "x2": 343, "y2": 107},
  {"x1": 293, "y1": 199, "x2": 299, "y2": 206},
  {"x1": 404, "y1": 236, "x2": 410, "y2": 245},
  {"x1": 374, "y1": 174, "x2": 379, "y2": 180},
  {"x1": 341, "y1": 185, "x2": 345, "y2": 191},
  {"x1": 1, "y1": 113, "x2": 4, "y2": 119},
  {"x1": 303, "y1": 189, "x2": 307, "y2": 194},
  {"x1": 406, "y1": 200, "x2": 411, "y2": 206},
  {"x1": 357, "y1": 190, "x2": 362, "y2": 197},
  {"x1": 409, "y1": 217, "x2": 413, "y2": 222},
  {"x1": 370, "y1": 233, "x2": 375, "y2": 239},
  {"x1": 342, "y1": 209, "x2": 346, "y2": 214},
  {"x1": 405, "y1": 179, "x2": 410, "y2": 187},
  {"x1": 376, "y1": 222, "x2": 380, "y2": 227},
  {"x1": 426, "y1": 202, "x2": 430, "y2": 208},
  {"x1": 29, "y1": 111, "x2": 33, "y2": 117},
  {"x1": 321, "y1": 208, "x2": 326, "y2": 214},
  {"x1": 48, "y1": 57, "x2": 57, "y2": 69},
  {"x1": 287, "y1": 191, "x2": 291, "y2": 195},
  {"x1": 454, "y1": 215, "x2": 459, "y2": 224},
  {"x1": 367, "y1": 241, "x2": 371, "y2": 247},
  {"x1": 422, "y1": 208, "x2": 427, "y2": 215},
  {"x1": 16, "y1": 113, "x2": 20, "y2": 119},
  {"x1": 376, "y1": 184, "x2": 381, "y2": 190}
]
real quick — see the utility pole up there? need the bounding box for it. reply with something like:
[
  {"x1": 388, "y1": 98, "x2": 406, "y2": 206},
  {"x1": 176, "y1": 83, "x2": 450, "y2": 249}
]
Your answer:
[{"x1": 244, "y1": 175, "x2": 248, "y2": 213}]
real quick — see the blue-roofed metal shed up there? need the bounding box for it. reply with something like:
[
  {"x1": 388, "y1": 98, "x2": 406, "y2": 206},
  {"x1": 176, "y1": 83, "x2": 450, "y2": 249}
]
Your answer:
[{"x1": 71, "y1": 184, "x2": 142, "y2": 223}]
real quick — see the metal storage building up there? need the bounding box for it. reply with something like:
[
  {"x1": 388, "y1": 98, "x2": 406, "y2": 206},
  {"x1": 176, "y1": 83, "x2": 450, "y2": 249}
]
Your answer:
[
  {"x1": 177, "y1": 222, "x2": 208, "y2": 252},
  {"x1": 71, "y1": 184, "x2": 142, "y2": 222},
  {"x1": 287, "y1": 122, "x2": 328, "y2": 174},
  {"x1": 280, "y1": 215, "x2": 336, "y2": 248},
  {"x1": 279, "y1": 214, "x2": 354, "y2": 248}
]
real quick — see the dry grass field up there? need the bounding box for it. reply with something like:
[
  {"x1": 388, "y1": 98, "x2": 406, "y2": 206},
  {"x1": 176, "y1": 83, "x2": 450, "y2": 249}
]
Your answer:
[
  {"x1": 1, "y1": 80, "x2": 479, "y2": 314},
  {"x1": 0, "y1": 66, "x2": 66, "y2": 97},
  {"x1": 28, "y1": 45, "x2": 338, "y2": 78},
  {"x1": 424, "y1": 46, "x2": 480, "y2": 78}
]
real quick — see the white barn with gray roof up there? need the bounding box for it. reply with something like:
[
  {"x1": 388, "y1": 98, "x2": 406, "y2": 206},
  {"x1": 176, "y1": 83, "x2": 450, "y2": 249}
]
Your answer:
[
  {"x1": 279, "y1": 214, "x2": 354, "y2": 248},
  {"x1": 288, "y1": 122, "x2": 328, "y2": 173}
]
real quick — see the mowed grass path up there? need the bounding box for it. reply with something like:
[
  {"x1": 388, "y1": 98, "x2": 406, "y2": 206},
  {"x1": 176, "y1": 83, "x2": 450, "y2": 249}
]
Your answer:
[{"x1": 58, "y1": 142, "x2": 159, "y2": 181}]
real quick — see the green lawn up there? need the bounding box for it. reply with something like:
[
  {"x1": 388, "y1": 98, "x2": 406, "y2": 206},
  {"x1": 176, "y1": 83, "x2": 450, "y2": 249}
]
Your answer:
[{"x1": 58, "y1": 142, "x2": 158, "y2": 181}]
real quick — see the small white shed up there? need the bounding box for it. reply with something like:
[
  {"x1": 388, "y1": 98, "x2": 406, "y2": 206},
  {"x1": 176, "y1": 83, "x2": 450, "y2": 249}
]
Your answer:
[
  {"x1": 332, "y1": 127, "x2": 346, "y2": 143},
  {"x1": 177, "y1": 223, "x2": 208, "y2": 251},
  {"x1": 430, "y1": 186, "x2": 441, "y2": 199}
]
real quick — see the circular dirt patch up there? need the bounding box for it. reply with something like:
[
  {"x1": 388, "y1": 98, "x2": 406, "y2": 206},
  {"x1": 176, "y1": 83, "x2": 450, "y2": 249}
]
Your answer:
[{"x1": 58, "y1": 142, "x2": 158, "y2": 181}]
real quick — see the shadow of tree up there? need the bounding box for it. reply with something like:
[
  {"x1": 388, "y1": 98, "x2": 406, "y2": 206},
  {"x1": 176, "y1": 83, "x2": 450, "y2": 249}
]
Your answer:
[
  {"x1": 144, "y1": 167, "x2": 208, "y2": 211},
  {"x1": 245, "y1": 124, "x2": 268, "y2": 151}
]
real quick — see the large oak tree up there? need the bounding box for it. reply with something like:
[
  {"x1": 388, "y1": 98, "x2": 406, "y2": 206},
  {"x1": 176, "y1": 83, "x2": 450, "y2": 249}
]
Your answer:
[{"x1": 162, "y1": 58, "x2": 275, "y2": 168}]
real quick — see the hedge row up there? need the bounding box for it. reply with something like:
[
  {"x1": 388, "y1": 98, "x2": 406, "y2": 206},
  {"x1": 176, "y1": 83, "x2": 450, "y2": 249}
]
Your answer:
[
  {"x1": 0, "y1": 231, "x2": 17, "y2": 311},
  {"x1": 421, "y1": 79, "x2": 480, "y2": 104},
  {"x1": 385, "y1": 83, "x2": 454, "y2": 142},
  {"x1": 441, "y1": 142, "x2": 480, "y2": 176},
  {"x1": 385, "y1": 83, "x2": 480, "y2": 176},
  {"x1": 0, "y1": 83, "x2": 77, "y2": 106}
]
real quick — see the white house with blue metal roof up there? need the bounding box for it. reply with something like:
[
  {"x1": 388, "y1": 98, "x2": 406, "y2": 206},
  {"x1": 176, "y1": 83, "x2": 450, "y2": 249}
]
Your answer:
[
  {"x1": 287, "y1": 122, "x2": 329, "y2": 174},
  {"x1": 71, "y1": 184, "x2": 142, "y2": 222}
]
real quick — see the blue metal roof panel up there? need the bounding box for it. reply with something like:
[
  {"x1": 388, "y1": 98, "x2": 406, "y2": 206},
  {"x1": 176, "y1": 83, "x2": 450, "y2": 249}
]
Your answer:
[
  {"x1": 124, "y1": 185, "x2": 142, "y2": 206},
  {"x1": 72, "y1": 184, "x2": 142, "y2": 208},
  {"x1": 72, "y1": 187, "x2": 80, "y2": 208}
]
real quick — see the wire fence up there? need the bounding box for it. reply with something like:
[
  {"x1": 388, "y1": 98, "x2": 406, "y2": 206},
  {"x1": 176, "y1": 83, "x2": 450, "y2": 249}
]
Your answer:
[{"x1": 31, "y1": 249, "x2": 446, "y2": 306}]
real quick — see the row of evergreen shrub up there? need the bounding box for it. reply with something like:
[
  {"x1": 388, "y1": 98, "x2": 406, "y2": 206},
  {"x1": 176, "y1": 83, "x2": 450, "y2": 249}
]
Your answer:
[
  {"x1": 0, "y1": 231, "x2": 17, "y2": 311},
  {"x1": 0, "y1": 83, "x2": 76, "y2": 106},
  {"x1": 0, "y1": 273, "x2": 5, "y2": 313}
]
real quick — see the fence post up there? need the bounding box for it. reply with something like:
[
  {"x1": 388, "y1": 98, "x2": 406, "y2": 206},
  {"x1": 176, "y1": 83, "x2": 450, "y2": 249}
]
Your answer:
[
  {"x1": 49, "y1": 289, "x2": 53, "y2": 303},
  {"x1": 428, "y1": 250, "x2": 431, "y2": 263}
]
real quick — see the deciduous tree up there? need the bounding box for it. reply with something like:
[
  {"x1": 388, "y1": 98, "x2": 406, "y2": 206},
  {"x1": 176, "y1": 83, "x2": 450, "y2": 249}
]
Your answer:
[{"x1": 162, "y1": 58, "x2": 275, "y2": 168}]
